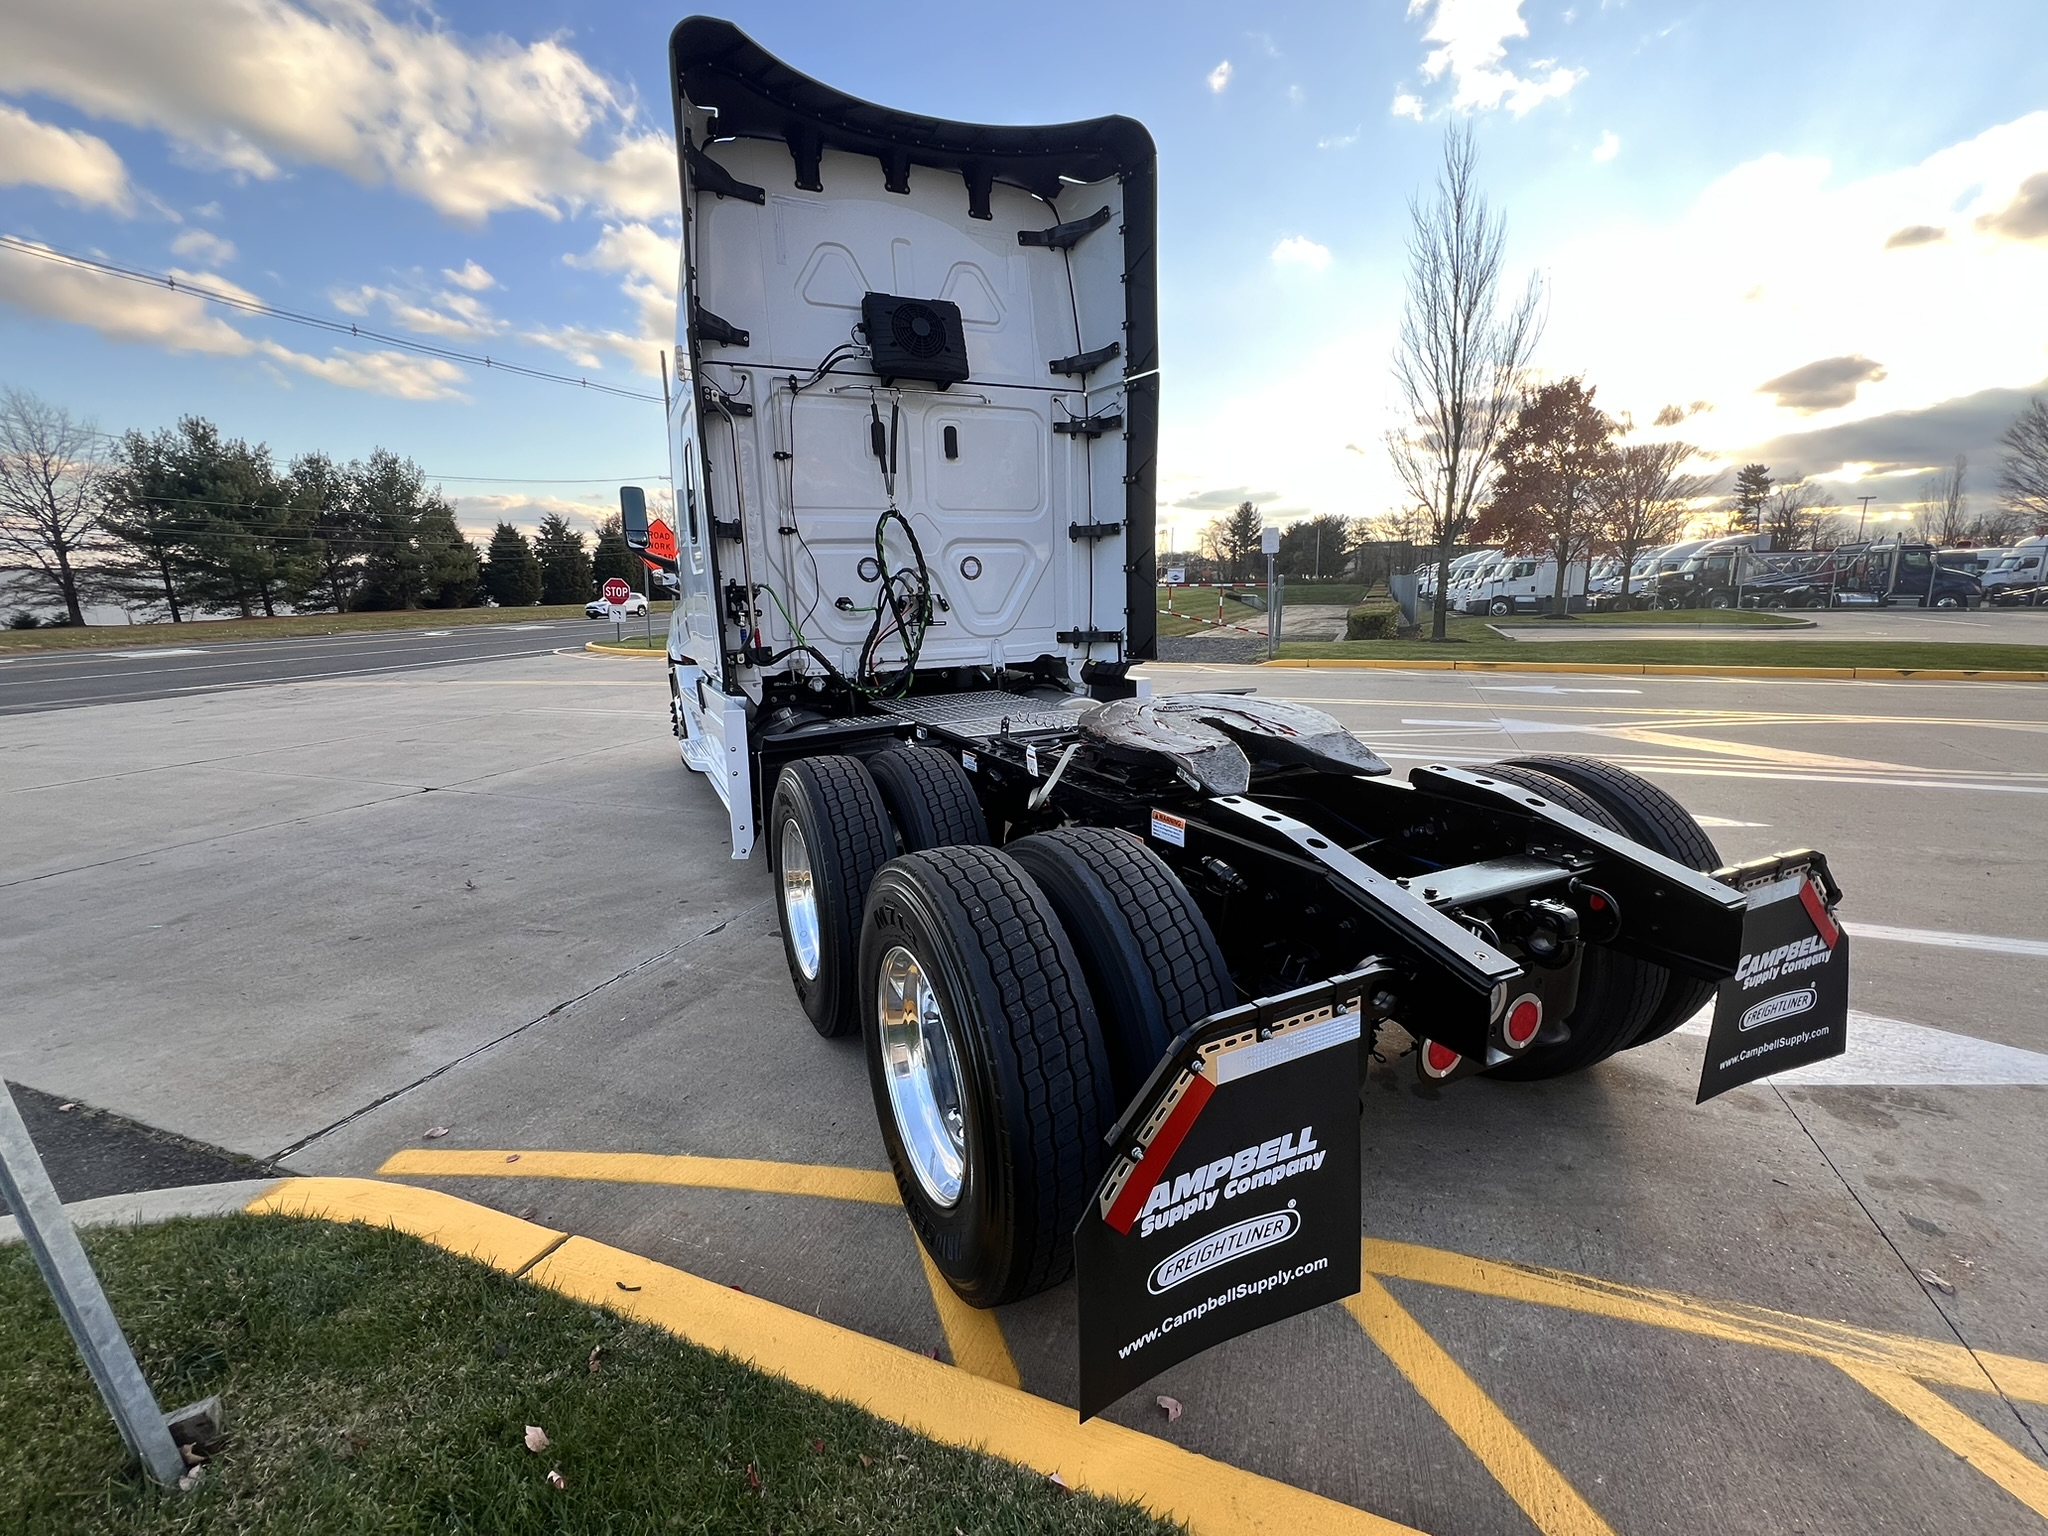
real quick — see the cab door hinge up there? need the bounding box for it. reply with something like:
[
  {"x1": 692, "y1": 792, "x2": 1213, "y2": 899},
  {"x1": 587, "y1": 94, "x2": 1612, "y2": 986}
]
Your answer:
[
  {"x1": 1018, "y1": 205, "x2": 1112, "y2": 250},
  {"x1": 1049, "y1": 341, "x2": 1121, "y2": 378},
  {"x1": 1068, "y1": 521, "x2": 1125, "y2": 541},
  {"x1": 1058, "y1": 627, "x2": 1124, "y2": 646}
]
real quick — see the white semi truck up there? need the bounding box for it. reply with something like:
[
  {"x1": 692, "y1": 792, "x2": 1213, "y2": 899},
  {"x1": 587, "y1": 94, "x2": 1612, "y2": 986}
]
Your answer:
[{"x1": 628, "y1": 18, "x2": 1850, "y2": 1415}]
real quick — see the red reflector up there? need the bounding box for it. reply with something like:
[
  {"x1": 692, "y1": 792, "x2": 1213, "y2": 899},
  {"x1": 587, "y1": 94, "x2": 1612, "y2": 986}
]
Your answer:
[
  {"x1": 1588, "y1": 894, "x2": 1606, "y2": 911},
  {"x1": 1505, "y1": 997, "x2": 1542, "y2": 1047},
  {"x1": 1423, "y1": 1040, "x2": 1462, "y2": 1076}
]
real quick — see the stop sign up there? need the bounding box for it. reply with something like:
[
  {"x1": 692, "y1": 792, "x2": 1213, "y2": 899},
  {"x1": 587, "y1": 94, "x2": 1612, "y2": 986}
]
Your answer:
[{"x1": 602, "y1": 577, "x2": 632, "y2": 605}]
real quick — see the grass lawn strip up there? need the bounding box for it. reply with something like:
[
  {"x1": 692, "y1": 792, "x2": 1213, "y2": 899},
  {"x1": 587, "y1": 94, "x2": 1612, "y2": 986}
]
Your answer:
[
  {"x1": 0, "y1": 1215, "x2": 1175, "y2": 1536},
  {"x1": 0, "y1": 604, "x2": 668, "y2": 655},
  {"x1": 1275, "y1": 630, "x2": 2048, "y2": 675}
]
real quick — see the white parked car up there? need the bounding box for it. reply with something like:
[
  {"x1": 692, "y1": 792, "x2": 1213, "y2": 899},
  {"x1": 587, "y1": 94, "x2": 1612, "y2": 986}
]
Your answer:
[{"x1": 586, "y1": 593, "x2": 650, "y2": 617}]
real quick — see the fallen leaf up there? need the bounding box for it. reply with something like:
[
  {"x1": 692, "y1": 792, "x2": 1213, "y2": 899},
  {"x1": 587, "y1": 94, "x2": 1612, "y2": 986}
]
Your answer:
[
  {"x1": 1048, "y1": 1471, "x2": 1072, "y2": 1493},
  {"x1": 546, "y1": 1469, "x2": 567, "y2": 1490},
  {"x1": 1917, "y1": 1267, "x2": 1957, "y2": 1295},
  {"x1": 809, "y1": 1439, "x2": 825, "y2": 1455},
  {"x1": 730, "y1": 1283, "x2": 745, "y2": 1293},
  {"x1": 179, "y1": 1443, "x2": 206, "y2": 1468},
  {"x1": 746, "y1": 1463, "x2": 762, "y2": 1491},
  {"x1": 505, "y1": 1153, "x2": 521, "y2": 1164},
  {"x1": 423, "y1": 1126, "x2": 450, "y2": 1139},
  {"x1": 57, "y1": 1102, "x2": 75, "y2": 1112},
  {"x1": 1157, "y1": 1395, "x2": 1183, "y2": 1423},
  {"x1": 858, "y1": 1453, "x2": 873, "y2": 1468},
  {"x1": 586, "y1": 1345, "x2": 604, "y2": 1375},
  {"x1": 524, "y1": 1425, "x2": 549, "y2": 1453},
  {"x1": 926, "y1": 1346, "x2": 942, "y2": 1360},
  {"x1": 615, "y1": 1281, "x2": 642, "y2": 1293},
  {"x1": 515, "y1": 1206, "x2": 537, "y2": 1221},
  {"x1": 464, "y1": 879, "x2": 476, "y2": 890},
  {"x1": 177, "y1": 1466, "x2": 205, "y2": 1493}
]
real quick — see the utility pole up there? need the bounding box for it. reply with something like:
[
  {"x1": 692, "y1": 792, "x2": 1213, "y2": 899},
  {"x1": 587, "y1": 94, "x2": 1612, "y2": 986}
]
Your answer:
[{"x1": 1856, "y1": 495, "x2": 1875, "y2": 539}]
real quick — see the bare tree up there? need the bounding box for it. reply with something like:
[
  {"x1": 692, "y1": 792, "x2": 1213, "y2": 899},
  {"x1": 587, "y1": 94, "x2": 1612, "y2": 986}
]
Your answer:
[
  {"x1": 1916, "y1": 455, "x2": 1969, "y2": 546},
  {"x1": 1387, "y1": 123, "x2": 1543, "y2": 640},
  {"x1": 1763, "y1": 479, "x2": 1837, "y2": 551},
  {"x1": 0, "y1": 387, "x2": 110, "y2": 625},
  {"x1": 1601, "y1": 438, "x2": 1715, "y2": 603},
  {"x1": 1997, "y1": 397, "x2": 2048, "y2": 532}
]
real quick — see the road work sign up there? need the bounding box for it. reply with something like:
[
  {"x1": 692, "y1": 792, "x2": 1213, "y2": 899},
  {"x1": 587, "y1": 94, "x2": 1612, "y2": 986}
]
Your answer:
[{"x1": 1074, "y1": 971, "x2": 1373, "y2": 1419}]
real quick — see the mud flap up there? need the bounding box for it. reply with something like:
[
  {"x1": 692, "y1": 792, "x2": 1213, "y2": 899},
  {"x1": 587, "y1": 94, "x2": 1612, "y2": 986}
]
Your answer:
[
  {"x1": 1696, "y1": 872, "x2": 1849, "y2": 1102},
  {"x1": 1074, "y1": 970, "x2": 1378, "y2": 1420}
]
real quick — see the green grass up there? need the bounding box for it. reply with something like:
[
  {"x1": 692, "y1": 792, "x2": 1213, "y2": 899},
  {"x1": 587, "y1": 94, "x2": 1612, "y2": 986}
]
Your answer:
[
  {"x1": 0, "y1": 1217, "x2": 1173, "y2": 1536},
  {"x1": 0, "y1": 604, "x2": 671, "y2": 654},
  {"x1": 1154, "y1": 590, "x2": 1264, "y2": 638}
]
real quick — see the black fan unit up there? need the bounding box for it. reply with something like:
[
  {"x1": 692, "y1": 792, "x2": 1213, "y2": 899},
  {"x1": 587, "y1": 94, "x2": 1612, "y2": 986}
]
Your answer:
[{"x1": 861, "y1": 292, "x2": 970, "y2": 388}]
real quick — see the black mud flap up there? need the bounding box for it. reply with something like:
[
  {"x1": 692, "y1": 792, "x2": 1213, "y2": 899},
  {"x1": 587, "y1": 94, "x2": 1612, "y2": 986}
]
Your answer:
[
  {"x1": 1697, "y1": 871, "x2": 1850, "y2": 1102},
  {"x1": 1074, "y1": 970, "x2": 1377, "y2": 1420}
]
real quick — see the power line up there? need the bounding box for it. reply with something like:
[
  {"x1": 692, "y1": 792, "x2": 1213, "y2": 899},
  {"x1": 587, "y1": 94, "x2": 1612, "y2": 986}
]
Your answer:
[
  {"x1": 0, "y1": 234, "x2": 665, "y2": 405},
  {"x1": 429, "y1": 473, "x2": 671, "y2": 483}
]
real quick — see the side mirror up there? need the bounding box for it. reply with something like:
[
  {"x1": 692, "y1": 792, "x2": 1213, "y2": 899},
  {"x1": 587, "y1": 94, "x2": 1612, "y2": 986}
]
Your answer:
[{"x1": 620, "y1": 485, "x2": 649, "y2": 550}]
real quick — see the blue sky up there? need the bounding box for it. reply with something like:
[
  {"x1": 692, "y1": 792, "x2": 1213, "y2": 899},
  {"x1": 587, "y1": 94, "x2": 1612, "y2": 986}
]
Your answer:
[{"x1": 3, "y1": 0, "x2": 2046, "y2": 545}]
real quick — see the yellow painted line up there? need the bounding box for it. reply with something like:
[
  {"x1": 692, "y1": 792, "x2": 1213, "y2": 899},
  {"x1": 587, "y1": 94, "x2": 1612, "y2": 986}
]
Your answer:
[
  {"x1": 377, "y1": 1147, "x2": 901, "y2": 1206},
  {"x1": 915, "y1": 1233, "x2": 1023, "y2": 1388},
  {"x1": 246, "y1": 1175, "x2": 565, "y2": 1273},
  {"x1": 1363, "y1": 1238, "x2": 2048, "y2": 1408},
  {"x1": 1345, "y1": 1274, "x2": 1617, "y2": 1536},
  {"x1": 1835, "y1": 1359, "x2": 2048, "y2": 1520},
  {"x1": 254, "y1": 1177, "x2": 1419, "y2": 1535},
  {"x1": 585, "y1": 641, "x2": 668, "y2": 658},
  {"x1": 1264, "y1": 658, "x2": 2048, "y2": 683}
]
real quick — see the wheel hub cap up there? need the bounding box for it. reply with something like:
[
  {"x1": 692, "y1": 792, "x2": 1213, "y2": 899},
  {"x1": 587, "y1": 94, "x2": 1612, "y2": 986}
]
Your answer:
[
  {"x1": 877, "y1": 945, "x2": 967, "y2": 1207},
  {"x1": 780, "y1": 819, "x2": 821, "y2": 981}
]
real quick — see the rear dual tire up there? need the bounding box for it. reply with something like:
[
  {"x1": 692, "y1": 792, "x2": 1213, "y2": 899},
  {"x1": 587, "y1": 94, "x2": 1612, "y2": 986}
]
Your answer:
[{"x1": 860, "y1": 847, "x2": 1116, "y2": 1307}]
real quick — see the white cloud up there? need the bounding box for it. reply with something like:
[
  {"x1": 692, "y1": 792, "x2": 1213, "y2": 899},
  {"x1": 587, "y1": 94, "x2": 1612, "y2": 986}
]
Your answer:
[
  {"x1": 563, "y1": 220, "x2": 679, "y2": 357},
  {"x1": 1390, "y1": 93, "x2": 1426, "y2": 123},
  {"x1": 1270, "y1": 235, "x2": 1332, "y2": 272},
  {"x1": 170, "y1": 227, "x2": 236, "y2": 264},
  {"x1": 328, "y1": 273, "x2": 509, "y2": 341},
  {"x1": 1207, "y1": 60, "x2": 1233, "y2": 93},
  {"x1": 1592, "y1": 130, "x2": 1620, "y2": 163},
  {"x1": 0, "y1": 101, "x2": 131, "y2": 210},
  {"x1": 443, "y1": 260, "x2": 496, "y2": 291},
  {"x1": 1404, "y1": 0, "x2": 1585, "y2": 115},
  {"x1": 1318, "y1": 127, "x2": 1362, "y2": 150},
  {"x1": 0, "y1": 238, "x2": 464, "y2": 398},
  {"x1": 1540, "y1": 110, "x2": 2048, "y2": 468},
  {"x1": 0, "y1": 0, "x2": 675, "y2": 223}
]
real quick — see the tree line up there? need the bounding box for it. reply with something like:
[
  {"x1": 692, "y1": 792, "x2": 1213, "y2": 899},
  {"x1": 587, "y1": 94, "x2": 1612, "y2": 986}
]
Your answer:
[{"x1": 0, "y1": 387, "x2": 638, "y2": 626}]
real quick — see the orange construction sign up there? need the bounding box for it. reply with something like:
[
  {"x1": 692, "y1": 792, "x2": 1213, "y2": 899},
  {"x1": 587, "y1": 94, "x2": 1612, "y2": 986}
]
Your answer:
[{"x1": 646, "y1": 517, "x2": 678, "y2": 562}]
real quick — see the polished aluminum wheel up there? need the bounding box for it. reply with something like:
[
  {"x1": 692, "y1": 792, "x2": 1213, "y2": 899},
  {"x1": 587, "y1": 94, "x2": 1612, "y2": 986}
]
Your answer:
[
  {"x1": 779, "y1": 818, "x2": 821, "y2": 981},
  {"x1": 876, "y1": 944, "x2": 967, "y2": 1207}
]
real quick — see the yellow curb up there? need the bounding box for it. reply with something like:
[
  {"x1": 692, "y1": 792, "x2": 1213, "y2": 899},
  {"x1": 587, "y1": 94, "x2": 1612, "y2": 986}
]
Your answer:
[
  {"x1": 379, "y1": 1147, "x2": 900, "y2": 1205},
  {"x1": 584, "y1": 640, "x2": 668, "y2": 658},
  {"x1": 249, "y1": 1176, "x2": 1420, "y2": 1536},
  {"x1": 1263, "y1": 658, "x2": 2048, "y2": 682}
]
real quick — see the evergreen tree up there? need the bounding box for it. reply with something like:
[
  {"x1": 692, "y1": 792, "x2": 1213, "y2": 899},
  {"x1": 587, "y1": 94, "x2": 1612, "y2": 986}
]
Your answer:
[
  {"x1": 284, "y1": 452, "x2": 370, "y2": 613},
  {"x1": 534, "y1": 511, "x2": 593, "y2": 604},
  {"x1": 484, "y1": 522, "x2": 543, "y2": 606},
  {"x1": 590, "y1": 515, "x2": 637, "y2": 589},
  {"x1": 418, "y1": 501, "x2": 483, "y2": 608},
  {"x1": 1730, "y1": 463, "x2": 1773, "y2": 534}
]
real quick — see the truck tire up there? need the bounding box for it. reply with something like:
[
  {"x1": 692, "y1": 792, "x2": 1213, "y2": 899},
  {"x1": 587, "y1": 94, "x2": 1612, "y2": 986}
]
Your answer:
[
  {"x1": 860, "y1": 846, "x2": 1116, "y2": 1306},
  {"x1": 768, "y1": 755, "x2": 894, "y2": 1039},
  {"x1": 1474, "y1": 763, "x2": 1665, "y2": 1079},
  {"x1": 1005, "y1": 828, "x2": 1235, "y2": 1102},
  {"x1": 1498, "y1": 754, "x2": 1722, "y2": 1048},
  {"x1": 869, "y1": 744, "x2": 989, "y2": 852},
  {"x1": 1489, "y1": 598, "x2": 1512, "y2": 616}
]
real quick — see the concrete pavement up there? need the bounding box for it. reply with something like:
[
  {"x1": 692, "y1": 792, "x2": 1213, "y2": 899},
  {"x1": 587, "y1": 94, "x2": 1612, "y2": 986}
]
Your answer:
[{"x1": 5, "y1": 648, "x2": 2046, "y2": 1533}]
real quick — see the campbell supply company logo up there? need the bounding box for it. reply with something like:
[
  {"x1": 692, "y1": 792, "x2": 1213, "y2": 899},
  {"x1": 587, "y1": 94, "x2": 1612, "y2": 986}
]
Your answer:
[
  {"x1": 1741, "y1": 987, "x2": 1817, "y2": 1032},
  {"x1": 1147, "y1": 1209, "x2": 1299, "y2": 1295}
]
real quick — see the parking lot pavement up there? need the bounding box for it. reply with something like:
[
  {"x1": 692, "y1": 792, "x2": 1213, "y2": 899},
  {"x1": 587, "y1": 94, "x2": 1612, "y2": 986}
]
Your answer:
[
  {"x1": 7, "y1": 650, "x2": 2048, "y2": 1532},
  {"x1": 1491, "y1": 608, "x2": 2048, "y2": 643}
]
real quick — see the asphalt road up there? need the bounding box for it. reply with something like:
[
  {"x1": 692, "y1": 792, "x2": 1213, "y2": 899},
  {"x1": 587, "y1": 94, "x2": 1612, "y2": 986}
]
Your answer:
[
  {"x1": 5, "y1": 647, "x2": 2046, "y2": 1534},
  {"x1": 0, "y1": 618, "x2": 616, "y2": 715}
]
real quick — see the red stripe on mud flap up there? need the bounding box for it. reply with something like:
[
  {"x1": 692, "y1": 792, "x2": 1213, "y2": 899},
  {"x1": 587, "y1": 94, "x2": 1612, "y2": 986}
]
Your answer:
[
  {"x1": 1799, "y1": 877, "x2": 1840, "y2": 949},
  {"x1": 1104, "y1": 1073, "x2": 1216, "y2": 1235}
]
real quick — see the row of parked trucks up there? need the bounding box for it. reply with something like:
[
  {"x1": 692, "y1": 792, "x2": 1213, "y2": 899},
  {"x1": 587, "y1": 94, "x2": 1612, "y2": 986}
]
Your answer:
[{"x1": 1420, "y1": 533, "x2": 2048, "y2": 616}]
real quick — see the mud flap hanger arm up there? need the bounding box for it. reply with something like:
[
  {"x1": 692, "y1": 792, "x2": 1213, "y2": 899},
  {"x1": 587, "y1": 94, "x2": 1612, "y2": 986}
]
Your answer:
[{"x1": 1406, "y1": 764, "x2": 1749, "y2": 983}]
